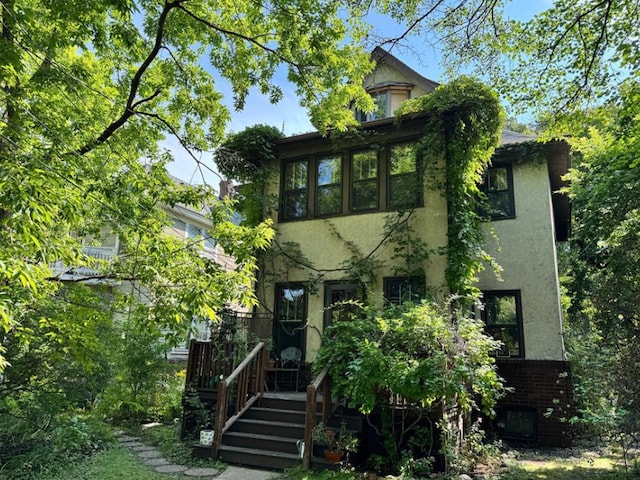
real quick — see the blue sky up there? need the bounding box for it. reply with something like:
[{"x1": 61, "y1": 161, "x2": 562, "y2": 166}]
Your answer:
[{"x1": 167, "y1": 0, "x2": 553, "y2": 187}]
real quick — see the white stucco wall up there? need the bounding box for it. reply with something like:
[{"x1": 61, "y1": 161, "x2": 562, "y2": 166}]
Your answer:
[{"x1": 477, "y1": 160, "x2": 566, "y2": 361}]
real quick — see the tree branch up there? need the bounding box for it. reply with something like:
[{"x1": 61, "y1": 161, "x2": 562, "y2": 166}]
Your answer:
[{"x1": 74, "y1": 0, "x2": 185, "y2": 156}]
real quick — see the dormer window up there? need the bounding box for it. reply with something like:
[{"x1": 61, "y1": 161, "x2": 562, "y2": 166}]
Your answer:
[
  {"x1": 355, "y1": 91, "x2": 389, "y2": 122},
  {"x1": 355, "y1": 85, "x2": 412, "y2": 123}
]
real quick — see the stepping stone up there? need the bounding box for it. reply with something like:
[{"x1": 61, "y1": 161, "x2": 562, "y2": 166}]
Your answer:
[
  {"x1": 144, "y1": 457, "x2": 172, "y2": 467},
  {"x1": 131, "y1": 445, "x2": 157, "y2": 452},
  {"x1": 155, "y1": 464, "x2": 188, "y2": 474},
  {"x1": 121, "y1": 441, "x2": 145, "y2": 447},
  {"x1": 184, "y1": 467, "x2": 222, "y2": 477},
  {"x1": 117, "y1": 435, "x2": 140, "y2": 442},
  {"x1": 138, "y1": 449, "x2": 163, "y2": 458}
]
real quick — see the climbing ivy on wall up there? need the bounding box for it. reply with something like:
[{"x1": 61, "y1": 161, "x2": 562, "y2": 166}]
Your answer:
[{"x1": 396, "y1": 77, "x2": 504, "y2": 300}]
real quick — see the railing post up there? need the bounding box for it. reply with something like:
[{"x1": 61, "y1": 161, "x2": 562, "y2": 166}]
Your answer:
[
  {"x1": 302, "y1": 384, "x2": 316, "y2": 469},
  {"x1": 322, "y1": 375, "x2": 332, "y2": 423},
  {"x1": 212, "y1": 380, "x2": 227, "y2": 458}
]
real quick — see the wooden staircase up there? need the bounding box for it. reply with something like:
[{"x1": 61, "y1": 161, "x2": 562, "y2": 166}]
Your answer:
[
  {"x1": 217, "y1": 392, "x2": 315, "y2": 470},
  {"x1": 185, "y1": 340, "x2": 340, "y2": 470}
]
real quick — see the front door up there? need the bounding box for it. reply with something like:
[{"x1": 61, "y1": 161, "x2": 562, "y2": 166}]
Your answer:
[{"x1": 273, "y1": 284, "x2": 306, "y2": 360}]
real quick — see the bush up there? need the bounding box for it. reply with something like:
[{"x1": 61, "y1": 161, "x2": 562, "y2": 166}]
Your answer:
[{"x1": 314, "y1": 300, "x2": 504, "y2": 475}]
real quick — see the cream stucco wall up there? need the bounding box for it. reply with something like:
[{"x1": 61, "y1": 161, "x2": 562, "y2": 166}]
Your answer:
[
  {"x1": 477, "y1": 161, "x2": 566, "y2": 361},
  {"x1": 259, "y1": 177, "x2": 449, "y2": 362}
]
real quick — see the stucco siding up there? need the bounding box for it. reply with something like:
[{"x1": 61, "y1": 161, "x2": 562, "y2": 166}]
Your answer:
[{"x1": 478, "y1": 160, "x2": 565, "y2": 361}]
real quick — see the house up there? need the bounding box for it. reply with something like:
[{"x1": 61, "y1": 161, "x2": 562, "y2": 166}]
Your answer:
[
  {"x1": 248, "y1": 48, "x2": 573, "y2": 447},
  {"x1": 48, "y1": 177, "x2": 242, "y2": 360}
]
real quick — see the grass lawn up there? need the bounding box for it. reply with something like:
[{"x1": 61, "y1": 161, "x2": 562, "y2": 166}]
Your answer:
[
  {"x1": 499, "y1": 448, "x2": 636, "y2": 480},
  {"x1": 35, "y1": 446, "x2": 183, "y2": 480}
]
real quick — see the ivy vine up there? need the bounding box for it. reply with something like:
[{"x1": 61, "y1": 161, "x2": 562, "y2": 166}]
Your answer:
[{"x1": 396, "y1": 76, "x2": 504, "y2": 301}]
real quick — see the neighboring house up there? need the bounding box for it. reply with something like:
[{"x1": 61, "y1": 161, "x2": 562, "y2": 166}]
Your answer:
[
  {"x1": 249, "y1": 49, "x2": 573, "y2": 447},
  {"x1": 48, "y1": 178, "x2": 241, "y2": 361}
]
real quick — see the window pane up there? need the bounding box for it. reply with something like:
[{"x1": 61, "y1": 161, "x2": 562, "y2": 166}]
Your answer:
[
  {"x1": 285, "y1": 161, "x2": 308, "y2": 190},
  {"x1": 283, "y1": 191, "x2": 307, "y2": 218},
  {"x1": 317, "y1": 156, "x2": 341, "y2": 186},
  {"x1": 488, "y1": 326, "x2": 521, "y2": 356},
  {"x1": 488, "y1": 191, "x2": 513, "y2": 218},
  {"x1": 352, "y1": 179, "x2": 378, "y2": 210},
  {"x1": 384, "y1": 276, "x2": 426, "y2": 305},
  {"x1": 486, "y1": 295, "x2": 517, "y2": 325},
  {"x1": 186, "y1": 224, "x2": 200, "y2": 239},
  {"x1": 488, "y1": 168, "x2": 508, "y2": 191},
  {"x1": 352, "y1": 150, "x2": 377, "y2": 181},
  {"x1": 372, "y1": 92, "x2": 388, "y2": 120},
  {"x1": 390, "y1": 144, "x2": 417, "y2": 175},
  {"x1": 317, "y1": 185, "x2": 341, "y2": 215},
  {"x1": 278, "y1": 287, "x2": 305, "y2": 321}
]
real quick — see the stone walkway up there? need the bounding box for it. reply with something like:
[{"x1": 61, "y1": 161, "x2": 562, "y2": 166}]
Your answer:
[{"x1": 117, "y1": 435, "x2": 278, "y2": 480}]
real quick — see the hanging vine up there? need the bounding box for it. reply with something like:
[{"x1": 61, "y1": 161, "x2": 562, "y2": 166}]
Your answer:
[{"x1": 396, "y1": 76, "x2": 504, "y2": 301}]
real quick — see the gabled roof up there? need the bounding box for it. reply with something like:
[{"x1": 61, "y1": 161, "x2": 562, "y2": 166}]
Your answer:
[{"x1": 370, "y1": 47, "x2": 440, "y2": 92}]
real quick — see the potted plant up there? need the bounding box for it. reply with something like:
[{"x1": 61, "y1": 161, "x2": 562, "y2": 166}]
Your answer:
[{"x1": 312, "y1": 421, "x2": 357, "y2": 464}]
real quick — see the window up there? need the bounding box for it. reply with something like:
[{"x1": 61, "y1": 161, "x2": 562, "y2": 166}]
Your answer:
[
  {"x1": 351, "y1": 149, "x2": 379, "y2": 211},
  {"x1": 282, "y1": 160, "x2": 308, "y2": 220},
  {"x1": 323, "y1": 282, "x2": 361, "y2": 328},
  {"x1": 384, "y1": 276, "x2": 426, "y2": 305},
  {"x1": 388, "y1": 143, "x2": 420, "y2": 208},
  {"x1": 481, "y1": 291, "x2": 524, "y2": 357},
  {"x1": 355, "y1": 91, "x2": 389, "y2": 122},
  {"x1": 316, "y1": 155, "x2": 342, "y2": 216},
  {"x1": 480, "y1": 163, "x2": 515, "y2": 219},
  {"x1": 278, "y1": 139, "x2": 421, "y2": 221}
]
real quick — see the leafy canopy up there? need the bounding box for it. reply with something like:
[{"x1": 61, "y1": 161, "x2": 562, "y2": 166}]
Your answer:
[{"x1": 0, "y1": 0, "x2": 379, "y2": 369}]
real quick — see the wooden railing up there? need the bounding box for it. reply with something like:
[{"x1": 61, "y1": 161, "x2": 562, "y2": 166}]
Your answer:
[
  {"x1": 185, "y1": 340, "x2": 236, "y2": 390},
  {"x1": 211, "y1": 341, "x2": 267, "y2": 457},
  {"x1": 302, "y1": 367, "x2": 332, "y2": 469}
]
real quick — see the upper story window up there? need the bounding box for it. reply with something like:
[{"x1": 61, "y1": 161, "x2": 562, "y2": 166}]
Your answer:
[
  {"x1": 355, "y1": 91, "x2": 389, "y2": 122},
  {"x1": 480, "y1": 163, "x2": 515, "y2": 220},
  {"x1": 388, "y1": 143, "x2": 420, "y2": 209},
  {"x1": 171, "y1": 217, "x2": 216, "y2": 250},
  {"x1": 280, "y1": 140, "x2": 421, "y2": 222},
  {"x1": 351, "y1": 150, "x2": 379, "y2": 211},
  {"x1": 282, "y1": 160, "x2": 308, "y2": 219},
  {"x1": 316, "y1": 155, "x2": 342, "y2": 216},
  {"x1": 481, "y1": 290, "x2": 524, "y2": 358}
]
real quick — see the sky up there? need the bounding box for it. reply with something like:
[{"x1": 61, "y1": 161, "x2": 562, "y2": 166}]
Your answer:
[{"x1": 166, "y1": 0, "x2": 553, "y2": 188}]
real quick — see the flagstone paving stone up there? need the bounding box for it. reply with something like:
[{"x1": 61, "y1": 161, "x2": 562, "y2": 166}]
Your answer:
[
  {"x1": 143, "y1": 457, "x2": 172, "y2": 467},
  {"x1": 137, "y1": 449, "x2": 163, "y2": 458},
  {"x1": 155, "y1": 464, "x2": 188, "y2": 474},
  {"x1": 184, "y1": 467, "x2": 223, "y2": 477},
  {"x1": 120, "y1": 441, "x2": 145, "y2": 447}
]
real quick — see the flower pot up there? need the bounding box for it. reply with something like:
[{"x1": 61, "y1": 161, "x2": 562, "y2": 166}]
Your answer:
[
  {"x1": 199, "y1": 429, "x2": 214, "y2": 446},
  {"x1": 323, "y1": 449, "x2": 343, "y2": 464}
]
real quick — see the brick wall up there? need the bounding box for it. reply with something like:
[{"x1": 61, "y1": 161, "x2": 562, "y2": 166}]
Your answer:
[{"x1": 494, "y1": 359, "x2": 574, "y2": 447}]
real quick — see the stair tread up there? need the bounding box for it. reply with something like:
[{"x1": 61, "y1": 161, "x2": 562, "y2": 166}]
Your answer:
[
  {"x1": 250, "y1": 407, "x2": 305, "y2": 414},
  {"x1": 223, "y1": 431, "x2": 300, "y2": 442},
  {"x1": 235, "y1": 418, "x2": 304, "y2": 428},
  {"x1": 219, "y1": 444, "x2": 301, "y2": 460}
]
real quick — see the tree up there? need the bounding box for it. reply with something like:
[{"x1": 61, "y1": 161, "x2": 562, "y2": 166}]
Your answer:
[
  {"x1": 0, "y1": 0, "x2": 382, "y2": 369},
  {"x1": 562, "y1": 80, "x2": 640, "y2": 450},
  {"x1": 365, "y1": 0, "x2": 638, "y2": 117}
]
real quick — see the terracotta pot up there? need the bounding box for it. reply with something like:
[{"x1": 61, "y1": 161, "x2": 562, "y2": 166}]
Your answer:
[{"x1": 323, "y1": 449, "x2": 343, "y2": 464}]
